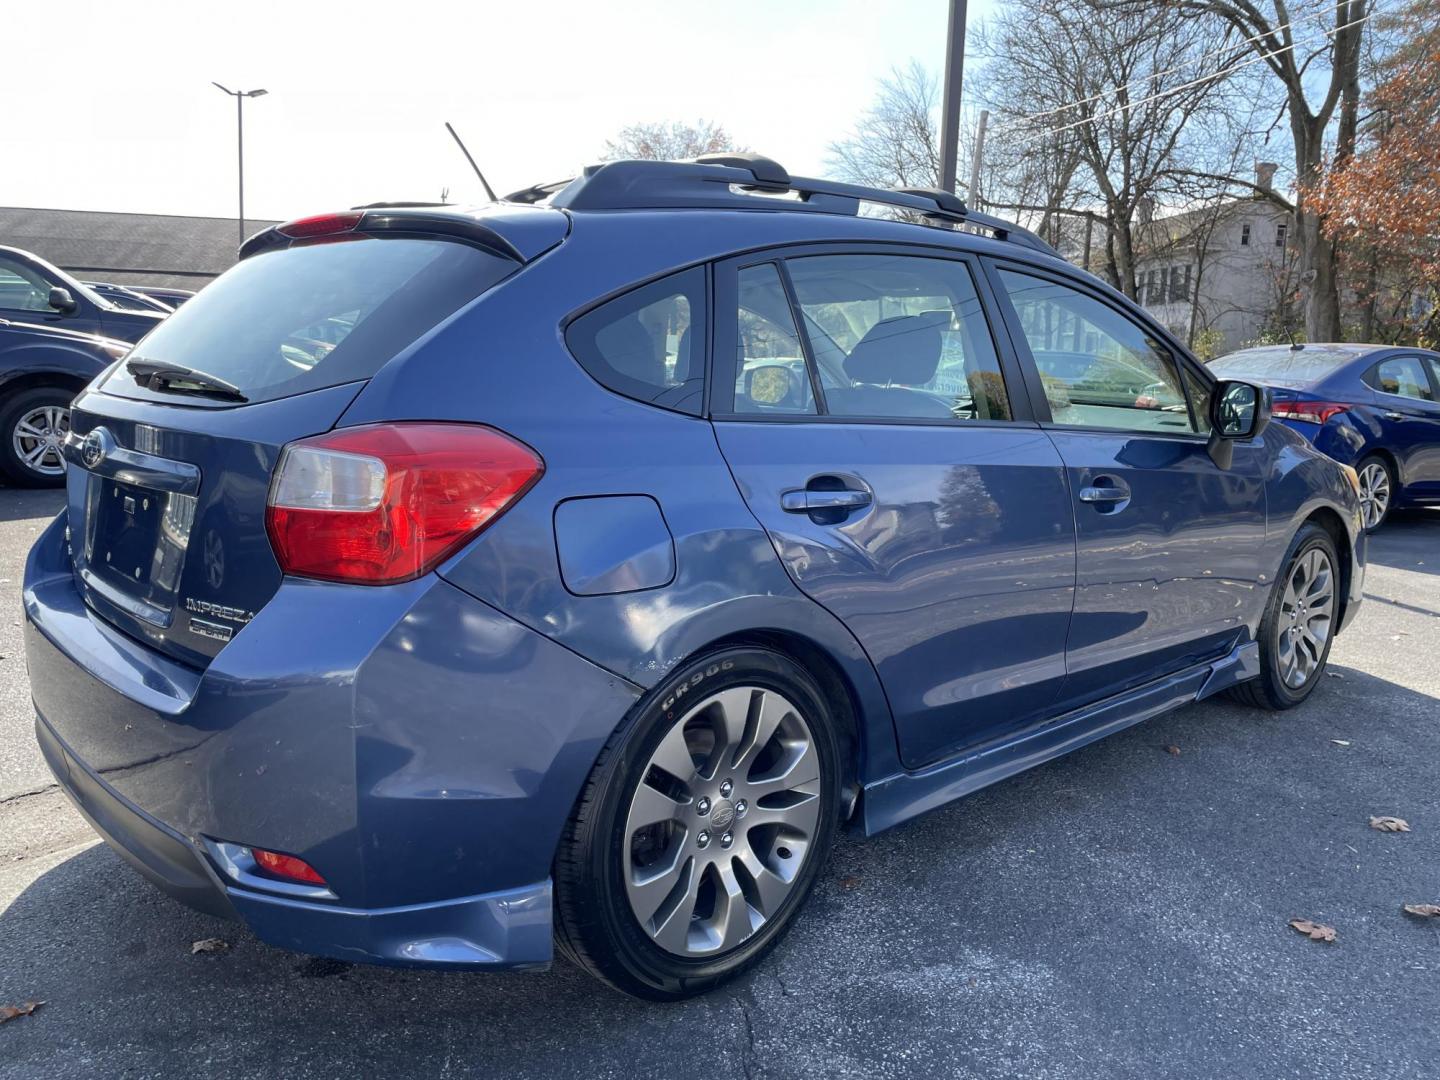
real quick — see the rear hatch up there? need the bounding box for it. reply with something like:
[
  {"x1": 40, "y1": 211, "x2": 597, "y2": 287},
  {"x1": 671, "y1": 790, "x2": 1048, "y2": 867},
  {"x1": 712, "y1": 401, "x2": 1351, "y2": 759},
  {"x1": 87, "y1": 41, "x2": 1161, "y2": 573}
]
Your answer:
[{"x1": 61, "y1": 213, "x2": 543, "y2": 667}]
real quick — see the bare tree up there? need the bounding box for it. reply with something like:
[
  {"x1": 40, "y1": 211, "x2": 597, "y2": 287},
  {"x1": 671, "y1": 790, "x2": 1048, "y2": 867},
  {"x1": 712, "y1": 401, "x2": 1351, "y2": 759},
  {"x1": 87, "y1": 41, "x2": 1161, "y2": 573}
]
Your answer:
[
  {"x1": 977, "y1": 0, "x2": 1242, "y2": 298},
  {"x1": 827, "y1": 61, "x2": 945, "y2": 192},
  {"x1": 602, "y1": 120, "x2": 743, "y2": 161},
  {"x1": 1096, "y1": 0, "x2": 1370, "y2": 340}
]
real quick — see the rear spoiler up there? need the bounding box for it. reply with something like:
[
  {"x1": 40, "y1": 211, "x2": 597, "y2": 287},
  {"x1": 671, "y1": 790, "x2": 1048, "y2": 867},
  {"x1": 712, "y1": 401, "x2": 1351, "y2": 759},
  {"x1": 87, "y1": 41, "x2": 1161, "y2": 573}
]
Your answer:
[{"x1": 238, "y1": 205, "x2": 569, "y2": 264}]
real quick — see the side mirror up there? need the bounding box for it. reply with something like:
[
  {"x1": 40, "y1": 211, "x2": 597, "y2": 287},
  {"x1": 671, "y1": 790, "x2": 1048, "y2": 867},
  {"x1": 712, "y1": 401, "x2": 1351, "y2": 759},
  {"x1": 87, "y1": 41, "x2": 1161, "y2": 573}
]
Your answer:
[
  {"x1": 744, "y1": 364, "x2": 803, "y2": 409},
  {"x1": 1207, "y1": 380, "x2": 1271, "y2": 468},
  {"x1": 48, "y1": 287, "x2": 78, "y2": 315}
]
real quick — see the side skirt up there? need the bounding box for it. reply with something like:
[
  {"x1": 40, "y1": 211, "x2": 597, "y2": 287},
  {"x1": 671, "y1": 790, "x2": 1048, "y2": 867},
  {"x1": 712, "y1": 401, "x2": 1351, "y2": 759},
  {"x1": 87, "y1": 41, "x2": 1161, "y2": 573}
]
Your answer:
[{"x1": 859, "y1": 640, "x2": 1261, "y2": 835}]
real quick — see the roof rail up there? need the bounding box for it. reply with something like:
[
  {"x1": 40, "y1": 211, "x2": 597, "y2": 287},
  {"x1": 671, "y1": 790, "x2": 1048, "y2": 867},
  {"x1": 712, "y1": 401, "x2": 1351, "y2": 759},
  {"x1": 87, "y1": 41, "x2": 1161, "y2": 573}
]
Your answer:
[{"x1": 527, "y1": 156, "x2": 1057, "y2": 256}]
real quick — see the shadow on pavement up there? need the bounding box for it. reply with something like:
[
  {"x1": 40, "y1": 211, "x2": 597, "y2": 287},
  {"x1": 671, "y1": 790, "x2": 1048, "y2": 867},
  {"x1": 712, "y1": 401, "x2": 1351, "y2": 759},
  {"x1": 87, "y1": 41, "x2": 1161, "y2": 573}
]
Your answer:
[
  {"x1": 1366, "y1": 508, "x2": 1440, "y2": 578},
  {"x1": 2, "y1": 663, "x2": 1438, "y2": 1078},
  {"x1": 0, "y1": 487, "x2": 64, "y2": 525}
]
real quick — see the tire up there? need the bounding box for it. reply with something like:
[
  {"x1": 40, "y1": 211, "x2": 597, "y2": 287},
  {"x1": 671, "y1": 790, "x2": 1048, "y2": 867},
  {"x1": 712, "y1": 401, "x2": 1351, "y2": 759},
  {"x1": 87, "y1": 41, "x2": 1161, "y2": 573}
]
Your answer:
[
  {"x1": 1226, "y1": 523, "x2": 1340, "y2": 710},
  {"x1": 553, "y1": 645, "x2": 842, "y2": 1000},
  {"x1": 0, "y1": 386, "x2": 73, "y2": 488},
  {"x1": 1355, "y1": 454, "x2": 1394, "y2": 533}
]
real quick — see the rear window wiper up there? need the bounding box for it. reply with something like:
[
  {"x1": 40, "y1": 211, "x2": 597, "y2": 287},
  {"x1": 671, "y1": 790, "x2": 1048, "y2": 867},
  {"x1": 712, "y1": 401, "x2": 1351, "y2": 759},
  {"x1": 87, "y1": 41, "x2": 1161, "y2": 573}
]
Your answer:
[{"x1": 126, "y1": 359, "x2": 248, "y2": 402}]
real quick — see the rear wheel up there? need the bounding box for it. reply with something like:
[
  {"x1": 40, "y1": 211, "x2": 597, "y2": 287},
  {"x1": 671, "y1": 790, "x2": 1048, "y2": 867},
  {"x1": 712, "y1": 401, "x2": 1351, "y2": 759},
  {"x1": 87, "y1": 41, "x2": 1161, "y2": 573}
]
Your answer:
[
  {"x1": 0, "y1": 387, "x2": 73, "y2": 488},
  {"x1": 554, "y1": 646, "x2": 841, "y2": 999},
  {"x1": 1355, "y1": 454, "x2": 1393, "y2": 532},
  {"x1": 1227, "y1": 523, "x2": 1339, "y2": 710}
]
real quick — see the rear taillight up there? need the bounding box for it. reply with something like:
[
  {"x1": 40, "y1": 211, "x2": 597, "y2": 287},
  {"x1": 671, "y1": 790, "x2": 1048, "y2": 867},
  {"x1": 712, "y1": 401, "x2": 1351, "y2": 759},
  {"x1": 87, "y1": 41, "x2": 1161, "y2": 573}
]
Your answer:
[
  {"x1": 251, "y1": 848, "x2": 327, "y2": 886},
  {"x1": 1271, "y1": 400, "x2": 1350, "y2": 425},
  {"x1": 266, "y1": 423, "x2": 543, "y2": 584},
  {"x1": 276, "y1": 211, "x2": 363, "y2": 239}
]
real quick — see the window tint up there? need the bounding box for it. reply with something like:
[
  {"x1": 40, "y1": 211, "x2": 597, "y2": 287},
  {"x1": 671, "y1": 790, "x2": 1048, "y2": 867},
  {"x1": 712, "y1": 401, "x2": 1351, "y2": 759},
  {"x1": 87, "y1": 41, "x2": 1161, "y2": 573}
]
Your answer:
[
  {"x1": 734, "y1": 264, "x2": 815, "y2": 415},
  {"x1": 782, "y1": 254, "x2": 1011, "y2": 422},
  {"x1": 102, "y1": 236, "x2": 517, "y2": 405},
  {"x1": 997, "y1": 269, "x2": 1195, "y2": 434},
  {"x1": 0, "y1": 257, "x2": 51, "y2": 311},
  {"x1": 568, "y1": 267, "x2": 706, "y2": 416},
  {"x1": 1372, "y1": 356, "x2": 1435, "y2": 402},
  {"x1": 1426, "y1": 356, "x2": 1440, "y2": 393}
]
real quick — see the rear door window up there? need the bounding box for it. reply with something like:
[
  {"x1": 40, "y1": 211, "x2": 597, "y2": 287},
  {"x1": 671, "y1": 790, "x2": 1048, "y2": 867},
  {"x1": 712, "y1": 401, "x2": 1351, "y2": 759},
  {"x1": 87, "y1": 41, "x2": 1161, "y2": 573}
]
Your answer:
[
  {"x1": 1369, "y1": 356, "x2": 1435, "y2": 402},
  {"x1": 566, "y1": 267, "x2": 707, "y2": 416},
  {"x1": 100, "y1": 237, "x2": 518, "y2": 405}
]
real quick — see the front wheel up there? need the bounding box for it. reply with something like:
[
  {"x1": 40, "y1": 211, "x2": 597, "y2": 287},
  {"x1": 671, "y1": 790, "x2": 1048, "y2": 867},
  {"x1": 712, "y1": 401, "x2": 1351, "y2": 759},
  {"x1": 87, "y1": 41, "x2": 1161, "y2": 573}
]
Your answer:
[
  {"x1": 553, "y1": 646, "x2": 842, "y2": 999},
  {"x1": 1227, "y1": 523, "x2": 1340, "y2": 710},
  {"x1": 0, "y1": 387, "x2": 73, "y2": 488}
]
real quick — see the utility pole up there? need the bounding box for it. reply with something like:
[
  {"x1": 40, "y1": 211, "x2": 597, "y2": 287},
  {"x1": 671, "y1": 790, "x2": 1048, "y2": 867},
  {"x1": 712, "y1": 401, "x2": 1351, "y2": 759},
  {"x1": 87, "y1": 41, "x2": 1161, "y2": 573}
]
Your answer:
[
  {"x1": 212, "y1": 83, "x2": 268, "y2": 250},
  {"x1": 937, "y1": 0, "x2": 969, "y2": 194},
  {"x1": 967, "y1": 109, "x2": 989, "y2": 210}
]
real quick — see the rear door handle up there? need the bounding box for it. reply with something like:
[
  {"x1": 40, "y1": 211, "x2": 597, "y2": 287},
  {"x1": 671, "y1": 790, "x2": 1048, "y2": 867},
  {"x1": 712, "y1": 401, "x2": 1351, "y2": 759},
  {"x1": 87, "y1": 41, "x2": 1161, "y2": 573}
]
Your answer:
[
  {"x1": 781, "y1": 489, "x2": 872, "y2": 513},
  {"x1": 1384, "y1": 411, "x2": 1406, "y2": 421}
]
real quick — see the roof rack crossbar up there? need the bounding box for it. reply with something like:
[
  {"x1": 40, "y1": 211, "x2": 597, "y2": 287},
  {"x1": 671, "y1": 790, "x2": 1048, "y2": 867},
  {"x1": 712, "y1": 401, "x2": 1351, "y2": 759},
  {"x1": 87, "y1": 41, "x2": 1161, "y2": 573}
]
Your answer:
[{"x1": 542, "y1": 158, "x2": 1057, "y2": 256}]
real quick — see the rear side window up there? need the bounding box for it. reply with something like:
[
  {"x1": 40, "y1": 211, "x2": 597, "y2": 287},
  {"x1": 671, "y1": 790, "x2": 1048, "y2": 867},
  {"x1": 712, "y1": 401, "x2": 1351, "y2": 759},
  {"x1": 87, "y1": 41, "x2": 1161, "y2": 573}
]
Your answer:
[
  {"x1": 102, "y1": 237, "x2": 517, "y2": 405},
  {"x1": 1369, "y1": 356, "x2": 1435, "y2": 401},
  {"x1": 567, "y1": 267, "x2": 706, "y2": 416}
]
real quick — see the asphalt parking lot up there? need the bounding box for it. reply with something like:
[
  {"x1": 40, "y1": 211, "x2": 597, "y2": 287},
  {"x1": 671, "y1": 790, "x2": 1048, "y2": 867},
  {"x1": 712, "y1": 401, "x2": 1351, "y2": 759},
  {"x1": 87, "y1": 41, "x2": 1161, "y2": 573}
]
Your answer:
[{"x1": 2, "y1": 488, "x2": 1438, "y2": 1080}]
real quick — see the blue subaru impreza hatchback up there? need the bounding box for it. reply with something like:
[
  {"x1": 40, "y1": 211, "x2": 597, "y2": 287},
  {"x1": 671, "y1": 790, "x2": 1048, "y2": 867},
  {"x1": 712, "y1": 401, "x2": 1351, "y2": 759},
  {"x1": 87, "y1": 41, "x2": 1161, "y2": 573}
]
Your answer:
[{"x1": 25, "y1": 155, "x2": 1365, "y2": 999}]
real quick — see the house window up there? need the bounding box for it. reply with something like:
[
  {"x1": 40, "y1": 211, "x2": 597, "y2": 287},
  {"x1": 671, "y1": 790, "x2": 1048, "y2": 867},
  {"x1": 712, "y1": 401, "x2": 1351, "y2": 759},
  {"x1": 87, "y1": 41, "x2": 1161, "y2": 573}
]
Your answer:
[
  {"x1": 1275, "y1": 224, "x2": 1287, "y2": 248},
  {"x1": 1168, "y1": 265, "x2": 1191, "y2": 303},
  {"x1": 1240, "y1": 223, "x2": 1251, "y2": 246}
]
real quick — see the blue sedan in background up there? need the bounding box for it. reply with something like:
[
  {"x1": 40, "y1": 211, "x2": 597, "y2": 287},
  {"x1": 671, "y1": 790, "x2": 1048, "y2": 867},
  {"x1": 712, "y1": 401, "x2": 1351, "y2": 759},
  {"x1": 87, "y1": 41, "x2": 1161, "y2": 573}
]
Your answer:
[{"x1": 1210, "y1": 344, "x2": 1440, "y2": 531}]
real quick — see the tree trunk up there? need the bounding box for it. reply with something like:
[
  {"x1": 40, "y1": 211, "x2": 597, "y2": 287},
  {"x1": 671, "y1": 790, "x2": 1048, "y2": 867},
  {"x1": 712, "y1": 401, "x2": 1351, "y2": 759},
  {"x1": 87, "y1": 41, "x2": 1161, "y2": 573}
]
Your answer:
[{"x1": 1292, "y1": 117, "x2": 1343, "y2": 342}]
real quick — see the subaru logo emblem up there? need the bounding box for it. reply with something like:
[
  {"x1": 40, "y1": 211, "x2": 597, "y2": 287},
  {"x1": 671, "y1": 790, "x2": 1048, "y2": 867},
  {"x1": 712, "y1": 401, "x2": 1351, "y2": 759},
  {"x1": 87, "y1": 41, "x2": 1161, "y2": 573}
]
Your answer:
[{"x1": 80, "y1": 428, "x2": 111, "y2": 470}]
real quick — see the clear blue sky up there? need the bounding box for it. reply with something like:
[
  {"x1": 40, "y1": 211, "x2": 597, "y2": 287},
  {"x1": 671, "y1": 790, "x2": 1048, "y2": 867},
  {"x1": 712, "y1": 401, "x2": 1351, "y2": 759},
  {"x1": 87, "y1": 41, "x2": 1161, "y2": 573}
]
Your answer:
[{"x1": 1, "y1": 0, "x2": 996, "y2": 220}]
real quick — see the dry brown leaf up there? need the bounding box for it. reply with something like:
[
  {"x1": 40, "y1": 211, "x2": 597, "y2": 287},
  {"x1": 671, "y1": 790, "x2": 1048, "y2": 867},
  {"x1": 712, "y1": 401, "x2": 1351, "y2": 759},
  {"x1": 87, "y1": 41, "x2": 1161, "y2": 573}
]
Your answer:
[
  {"x1": 1402, "y1": 904, "x2": 1440, "y2": 918},
  {"x1": 1289, "y1": 918, "x2": 1337, "y2": 942},
  {"x1": 0, "y1": 1001, "x2": 43, "y2": 1024},
  {"x1": 1370, "y1": 816, "x2": 1411, "y2": 833},
  {"x1": 190, "y1": 938, "x2": 230, "y2": 955},
  {"x1": 1164, "y1": 745, "x2": 1181, "y2": 757},
  {"x1": 838, "y1": 875, "x2": 862, "y2": 891}
]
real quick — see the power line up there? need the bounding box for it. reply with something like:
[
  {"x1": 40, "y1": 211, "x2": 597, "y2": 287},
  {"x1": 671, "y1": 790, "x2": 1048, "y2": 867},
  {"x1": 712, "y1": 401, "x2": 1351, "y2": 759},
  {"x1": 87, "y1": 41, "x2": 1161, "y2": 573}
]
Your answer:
[
  {"x1": 1003, "y1": 5, "x2": 1378, "y2": 146},
  {"x1": 1003, "y1": 0, "x2": 1346, "y2": 129}
]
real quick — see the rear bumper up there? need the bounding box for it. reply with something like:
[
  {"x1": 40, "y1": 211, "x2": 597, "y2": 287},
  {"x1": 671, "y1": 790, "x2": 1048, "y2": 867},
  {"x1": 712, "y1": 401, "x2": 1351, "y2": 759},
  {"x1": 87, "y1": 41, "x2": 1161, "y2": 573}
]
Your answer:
[
  {"x1": 24, "y1": 511, "x2": 642, "y2": 969},
  {"x1": 38, "y1": 711, "x2": 553, "y2": 968}
]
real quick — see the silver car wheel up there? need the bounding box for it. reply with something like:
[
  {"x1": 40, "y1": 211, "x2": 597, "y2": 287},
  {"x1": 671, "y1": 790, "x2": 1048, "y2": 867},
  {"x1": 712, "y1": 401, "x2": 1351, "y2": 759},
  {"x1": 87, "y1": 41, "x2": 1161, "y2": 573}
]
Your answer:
[
  {"x1": 1357, "y1": 461, "x2": 1391, "y2": 530},
  {"x1": 1276, "y1": 547, "x2": 1335, "y2": 689},
  {"x1": 623, "y1": 686, "x2": 822, "y2": 958},
  {"x1": 11, "y1": 405, "x2": 69, "y2": 477}
]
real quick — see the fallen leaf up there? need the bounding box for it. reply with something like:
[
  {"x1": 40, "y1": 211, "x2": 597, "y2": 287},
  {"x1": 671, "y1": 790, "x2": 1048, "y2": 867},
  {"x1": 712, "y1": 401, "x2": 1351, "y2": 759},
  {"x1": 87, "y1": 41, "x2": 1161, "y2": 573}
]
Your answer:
[
  {"x1": 1326, "y1": 671, "x2": 1344, "y2": 679},
  {"x1": 1370, "y1": 816, "x2": 1411, "y2": 833},
  {"x1": 190, "y1": 938, "x2": 230, "y2": 955},
  {"x1": 1289, "y1": 918, "x2": 1337, "y2": 942},
  {"x1": 1402, "y1": 904, "x2": 1440, "y2": 919},
  {"x1": 838, "y1": 875, "x2": 862, "y2": 891},
  {"x1": 1164, "y1": 745, "x2": 1181, "y2": 756},
  {"x1": 1331, "y1": 739, "x2": 1351, "y2": 747},
  {"x1": 0, "y1": 1001, "x2": 43, "y2": 1024}
]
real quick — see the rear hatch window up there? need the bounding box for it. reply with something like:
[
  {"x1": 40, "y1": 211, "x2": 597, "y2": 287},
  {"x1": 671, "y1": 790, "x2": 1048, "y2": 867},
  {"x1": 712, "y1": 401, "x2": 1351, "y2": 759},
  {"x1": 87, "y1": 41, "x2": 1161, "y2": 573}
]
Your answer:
[
  {"x1": 99, "y1": 236, "x2": 519, "y2": 405},
  {"x1": 70, "y1": 234, "x2": 521, "y2": 668}
]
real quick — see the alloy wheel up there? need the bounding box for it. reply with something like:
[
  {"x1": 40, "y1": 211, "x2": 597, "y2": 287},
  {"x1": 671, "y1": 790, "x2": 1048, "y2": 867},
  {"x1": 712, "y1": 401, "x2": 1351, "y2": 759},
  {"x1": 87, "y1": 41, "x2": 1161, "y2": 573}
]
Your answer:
[
  {"x1": 11, "y1": 405, "x2": 69, "y2": 478},
  {"x1": 1357, "y1": 461, "x2": 1390, "y2": 530},
  {"x1": 1276, "y1": 547, "x2": 1335, "y2": 689},
  {"x1": 623, "y1": 686, "x2": 822, "y2": 957}
]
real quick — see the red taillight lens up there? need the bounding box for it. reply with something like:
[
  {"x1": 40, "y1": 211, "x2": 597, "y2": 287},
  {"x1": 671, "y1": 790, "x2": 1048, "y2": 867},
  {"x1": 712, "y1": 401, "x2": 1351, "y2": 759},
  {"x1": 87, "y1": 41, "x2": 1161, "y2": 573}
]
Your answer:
[
  {"x1": 1271, "y1": 400, "x2": 1350, "y2": 425},
  {"x1": 252, "y1": 848, "x2": 328, "y2": 886},
  {"x1": 276, "y1": 211, "x2": 364, "y2": 239},
  {"x1": 266, "y1": 423, "x2": 543, "y2": 584}
]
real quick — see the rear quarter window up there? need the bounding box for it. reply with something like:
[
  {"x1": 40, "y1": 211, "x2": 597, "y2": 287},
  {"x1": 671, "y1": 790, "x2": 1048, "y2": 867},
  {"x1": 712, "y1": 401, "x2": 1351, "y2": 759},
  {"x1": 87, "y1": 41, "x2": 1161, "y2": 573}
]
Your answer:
[
  {"x1": 101, "y1": 236, "x2": 518, "y2": 405},
  {"x1": 565, "y1": 267, "x2": 707, "y2": 416}
]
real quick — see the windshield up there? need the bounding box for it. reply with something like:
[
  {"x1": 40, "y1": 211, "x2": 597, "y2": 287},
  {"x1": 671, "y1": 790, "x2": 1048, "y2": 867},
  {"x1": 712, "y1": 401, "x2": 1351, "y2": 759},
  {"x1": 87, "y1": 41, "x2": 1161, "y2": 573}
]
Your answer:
[
  {"x1": 100, "y1": 236, "x2": 518, "y2": 404},
  {"x1": 1209, "y1": 347, "x2": 1359, "y2": 385}
]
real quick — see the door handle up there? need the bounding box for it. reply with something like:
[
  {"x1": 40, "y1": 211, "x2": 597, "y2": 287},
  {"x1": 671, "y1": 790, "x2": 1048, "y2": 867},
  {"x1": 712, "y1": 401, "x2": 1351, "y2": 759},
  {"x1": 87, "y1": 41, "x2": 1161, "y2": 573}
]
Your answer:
[
  {"x1": 1078, "y1": 485, "x2": 1130, "y2": 503},
  {"x1": 781, "y1": 489, "x2": 872, "y2": 513},
  {"x1": 1384, "y1": 411, "x2": 1406, "y2": 421}
]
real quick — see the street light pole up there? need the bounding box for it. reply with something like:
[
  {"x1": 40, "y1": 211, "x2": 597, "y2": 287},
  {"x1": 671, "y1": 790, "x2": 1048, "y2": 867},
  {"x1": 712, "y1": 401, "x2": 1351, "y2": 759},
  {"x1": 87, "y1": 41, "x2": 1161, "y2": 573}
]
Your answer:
[
  {"x1": 212, "y1": 83, "x2": 268, "y2": 250},
  {"x1": 937, "y1": 0, "x2": 969, "y2": 197}
]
